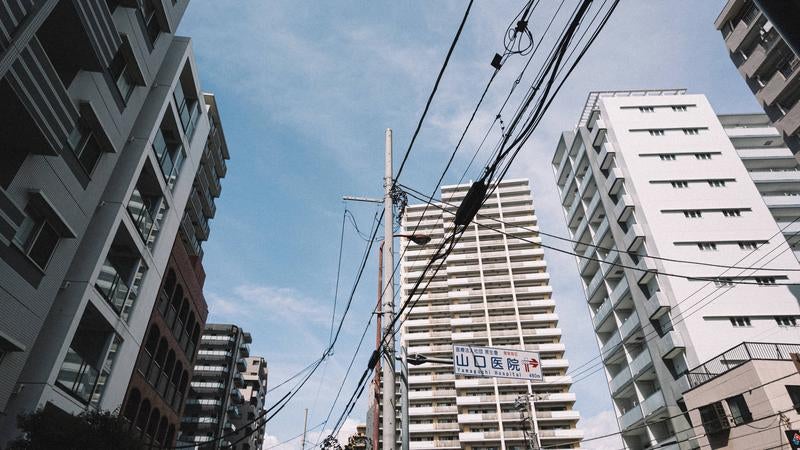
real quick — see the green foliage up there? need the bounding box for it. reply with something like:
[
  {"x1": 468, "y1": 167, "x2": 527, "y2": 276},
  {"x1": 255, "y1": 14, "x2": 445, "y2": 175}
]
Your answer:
[{"x1": 7, "y1": 407, "x2": 147, "y2": 450}]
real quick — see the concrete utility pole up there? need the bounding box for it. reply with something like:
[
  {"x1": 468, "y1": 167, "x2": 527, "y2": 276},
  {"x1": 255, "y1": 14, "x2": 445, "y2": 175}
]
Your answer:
[
  {"x1": 301, "y1": 408, "x2": 308, "y2": 449},
  {"x1": 400, "y1": 346, "x2": 409, "y2": 450},
  {"x1": 382, "y1": 128, "x2": 396, "y2": 450}
]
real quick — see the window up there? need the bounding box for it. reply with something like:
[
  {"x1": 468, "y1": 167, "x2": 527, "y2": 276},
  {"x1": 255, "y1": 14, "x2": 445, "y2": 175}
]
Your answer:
[
  {"x1": 153, "y1": 128, "x2": 185, "y2": 190},
  {"x1": 738, "y1": 241, "x2": 759, "y2": 250},
  {"x1": 755, "y1": 276, "x2": 776, "y2": 285},
  {"x1": 13, "y1": 209, "x2": 60, "y2": 270},
  {"x1": 109, "y1": 48, "x2": 135, "y2": 103},
  {"x1": 708, "y1": 180, "x2": 726, "y2": 187},
  {"x1": 137, "y1": 0, "x2": 162, "y2": 48},
  {"x1": 698, "y1": 242, "x2": 717, "y2": 251},
  {"x1": 730, "y1": 317, "x2": 751, "y2": 327},
  {"x1": 723, "y1": 209, "x2": 742, "y2": 217},
  {"x1": 639, "y1": 106, "x2": 655, "y2": 113},
  {"x1": 683, "y1": 210, "x2": 702, "y2": 218},
  {"x1": 726, "y1": 395, "x2": 753, "y2": 425},
  {"x1": 659, "y1": 154, "x2": 676, "y2": 161},
  {"x1": 683, "y1": 128, "x2": 700, "y2": 135},
  {"x1": 649, "y1": 129, "x2": 665, "y2": 136},
  {"x1": 699, "y1": 402, "x2": 729, "y2": 435},
  {"x1": 786, "y1": 386, "x2": 800, "y2": 413},
  {"x1": 672, "y1": 105, "x2": 687, "y2": 112},
  {"x1": 671, "y1": 181, "x2": 689, "y2": 188},
  {"x1": 775, "y1": 316, "x2": 797, "y2": 327},
  {"x1": 66, "y1": 125, "x2": 103, "y2": 175},
  {"x1": 714, "y1": 278, "x2": 734, "y2": 287},
  {"x1": 694, "y1": 153, "x2": 711, "y2": 159}
]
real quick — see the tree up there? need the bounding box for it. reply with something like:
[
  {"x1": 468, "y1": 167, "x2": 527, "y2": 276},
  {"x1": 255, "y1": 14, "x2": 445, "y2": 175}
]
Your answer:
[{"x1": 7, "y1": 407, "x2": 147, "y2": 450}]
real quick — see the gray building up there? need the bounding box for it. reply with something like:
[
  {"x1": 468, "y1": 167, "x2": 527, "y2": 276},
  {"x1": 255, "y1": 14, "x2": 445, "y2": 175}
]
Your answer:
[
  {"x1": 0, "y1": 0, "x2": 221, "y2": 444},
  {"x1": 715, "y1": 0, "x2": 800, "y2": 154},
  {"x1": 232, "y1": 356, "x2": 268, "y2": 450},
  {"x1": 178, "y1": 323, "x2": 252, "y2": 448}
]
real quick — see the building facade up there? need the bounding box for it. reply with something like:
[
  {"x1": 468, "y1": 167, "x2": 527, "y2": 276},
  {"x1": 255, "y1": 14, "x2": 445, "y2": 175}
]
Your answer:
[
  {"x1": 398, "y1": 179, "x2": 583, "y2": 450},
  {"x1": 119, "y1": 91, "x2": 230, "y2": 447},
  {"x1": 231, "y1": 356, "x2": 268, "y2": 450},
  {"x1": 551, "y1": 90, "x2": 800, "y2": 449},
  {"x1": 715, "y1": 0, "x2": 800, "y2": 153},
  {"x1": 178, "y1": 323, "x2": 252, "y2": 448},
  {"x1": 0, "y1": 0, "x2": 225, "y2": 444},
  {"x1": 682, "y1": 342, "x2": 800, "y2": 449}
]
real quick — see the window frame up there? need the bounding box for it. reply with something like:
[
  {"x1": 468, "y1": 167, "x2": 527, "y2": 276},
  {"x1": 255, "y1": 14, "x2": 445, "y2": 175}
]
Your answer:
[{"x1": 12, "y1": 209, "x2": 60, "y2": 271}]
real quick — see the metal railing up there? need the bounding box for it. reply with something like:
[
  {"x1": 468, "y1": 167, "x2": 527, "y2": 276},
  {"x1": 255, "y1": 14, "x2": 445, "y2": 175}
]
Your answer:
[{"x1": 686, "y1": 342, "x2": 800, "y2": 388}]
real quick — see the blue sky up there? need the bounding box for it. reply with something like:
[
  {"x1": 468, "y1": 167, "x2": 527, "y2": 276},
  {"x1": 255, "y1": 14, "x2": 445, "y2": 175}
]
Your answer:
[{"x1": 177, "y1": 1, "x2": 758, "y2": 448}]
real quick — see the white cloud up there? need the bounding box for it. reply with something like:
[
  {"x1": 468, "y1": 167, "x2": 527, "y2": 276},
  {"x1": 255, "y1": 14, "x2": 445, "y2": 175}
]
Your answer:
[
  {"x1": 262, "y1": 417, "x2": 362, "y2": 450},
  {"x1": 207, "y1": 284, "x2": 329, "y2": 325},
  {"x1": 580, "y1": 410, "x2": 624, "y2": 450}
]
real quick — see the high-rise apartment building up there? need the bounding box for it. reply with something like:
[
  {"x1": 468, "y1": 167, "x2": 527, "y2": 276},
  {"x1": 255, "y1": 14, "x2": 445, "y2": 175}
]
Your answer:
[
  {"x1": 719, "y1": 113, "x2": 800, "y2": 260},
  {"x1": 398, "y1": 179, "x2": 583, "y2": 450},
  {"x1": 120, "y1": 92, "x2": 231, "y2": 447},
  {"x1": 715, "y1": 0, "x2": 800, "y2": 153},
  {"x1": 551, "y1": 90, "x2": 800, "y2": 449},
  {"x1": 178, "y1": 323, "x2": 253, "y2": 448},
  {"x1": 0, "y1": 0, "x2": 224, "y2": 445},
  {"x1": 232, "y1": 356, "x2": 268, "y2": 450}
]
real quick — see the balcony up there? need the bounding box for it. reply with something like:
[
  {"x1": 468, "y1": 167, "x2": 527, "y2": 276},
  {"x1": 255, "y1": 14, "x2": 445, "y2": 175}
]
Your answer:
[
  {"x1": 619, "y1": 312, "x2": 641, "y2": 341},
  {"x1": 724, "y1": 8, "x2": 763, "y2": 53},
  {"x1": 609, "y1": 277, "x2": 629, "y2": 305},
  {"x1": 619, "y1": 405, "x2": 643, "y2": 430},
  {"x1": 599, "y1": 141, "x2": 615, "y2": 169},
  {"x1": 686, "y1": 342, "x2": 800, "y2": 389},
  {"x1": 590, "y1": 124, "x2": 607, "y2": 149},
  {"x1": 657, "y1": 330, "x2": 685, "y2": 359},
  {"x1": 760, "y1": 59, "x2": 800, "y2": 105},
  {"x1": 776, "y1": 97, "x2": 800, "y2": 136},
  {"x1": 95, "y1": 259, "x2": 131, "y2": 316},
  {"x1": 609, "y1": 367, "x2": 632, "y2": 394},
  {"x1": 613, "y1": 195, "x2": 634, "y2": 223},
  {"x1": 749, "y1": 168, "x2": 800, "y2": 183},
  {"x1": 645, "y1": 291, "x2": 671, "y2": 320},
  {"x1": 606, "y1": 168, "x2": 624, "y2": 195},
  {"x1": 592, "y1": 298, "x2": 613, "y2": 330},
  {"x1": 762, "y1": 194, "x2": 800, "y2": 208},
  {"x1": 594, "y1": 217, "x2": 610, "y2": 243},
  {"x1": 56, "y1": 346, "x2": 100, "y2": 404},
  {"x1": 635, "y1": 257, "x2": 657, "y2": 285},
  {"x1": 586, "y1": 270, "x2": 604, "y2": 299},
  {"x1": 600, "y1": 332, "x2": 622, "y2": 360},
  {"x1": 622, "y1": 223, "x2": 644, "y2": 251},
  {"x1": 629, "y1": 350, "x2": 653, "y2": 377},
  {"x1": 641, "y1": 390, "x2": 666, "y2": 417}
]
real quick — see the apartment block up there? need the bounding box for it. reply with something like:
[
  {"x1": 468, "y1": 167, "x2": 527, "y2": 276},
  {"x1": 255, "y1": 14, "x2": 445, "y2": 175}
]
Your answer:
[
  {"x1": 119, "y1": 91, "x2": 230, "y2": 447},
  {"x1": 719, "y1": 113, "x2": 800, "y2": 260},
  {"x1": 0, "y1": 0, "x2": 226, "y2": 444},
  {"x1": 232, "y1": 357, "x2": 268, "y2": 450},
  {"x1": 552, "y1": 90, "x2": 800, "y2": 449},
  {"x1": 178, "y1": 323, "x2": 253, "y2": 448},
  {"x1": 398, "y1": 179, "x2": 583, "y2": 450},
  {"x1": 715, "y1": 0, "x2": 800, "y2": 153}
]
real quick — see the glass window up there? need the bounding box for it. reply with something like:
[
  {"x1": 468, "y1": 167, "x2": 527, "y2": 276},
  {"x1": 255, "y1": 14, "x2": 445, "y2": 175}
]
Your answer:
[
  {"x1": 726, "y1": 395, "x2": 752, "y2": 425},
  {"x1": 13, "y1": 209, "x2": 59, "y2": 270},
  {"x1": 787, "y1": 386, "x2": 800, "y2": 413},
  {"x1": 109, "y1": 49, "x2": 135, "y2": 103},
  {"x1": 67, "y1": 126, "x2": 103, "y2": 175},
  {"x1": 699, "y1": 402, "x2": 729, "y2": 435}
]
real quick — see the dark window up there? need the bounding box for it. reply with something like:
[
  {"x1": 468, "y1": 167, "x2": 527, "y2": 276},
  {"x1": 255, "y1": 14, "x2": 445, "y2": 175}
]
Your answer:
[
  {"x1": 699, "y1": 402, "x2": 729, "y2": 435},
  {"x1": 66, "y1": 125, "x2": 103, "y2": 175},
  {"x1": 137, "y1": 0, "x2": 162, "y2": 48},
  {"x1": 109, "y1": 49, "x2": 135, "y2": 103},
  {"x1": 726, "y1": 395, "x2": 752, "y2": 425},
  {"x1": 13, "y1": 209, "x2": 59, "y2": 270},
  {"x1": 787, "y1": 386, "x2": 800, "y2": 413}
]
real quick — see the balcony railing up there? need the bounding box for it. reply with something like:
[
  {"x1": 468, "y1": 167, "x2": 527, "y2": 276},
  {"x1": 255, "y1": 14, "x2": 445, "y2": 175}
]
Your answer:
[
  {"x1": 153, "y1": 131, "x2": 185, "y2": 191},
  {"x1": 177, "y1": 98, "x2": 201, "y2": 141},
  {"x1": 56, "y1": 346, "x2": 100, "y2": 404},
  {"x1": 95, "y1": 259, "x2": 131, "y2": 316},
  {"x1": 127, "y1": 188, "x2": 162, "y2": 248},
  {"x1": 686, "y1": 342, "x2": 800, "y2": 389}
]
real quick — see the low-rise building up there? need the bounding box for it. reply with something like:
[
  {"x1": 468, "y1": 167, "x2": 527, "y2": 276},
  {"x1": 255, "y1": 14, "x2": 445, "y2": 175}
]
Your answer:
[{"x1": 682, "y1": 342, "x2": 800, "y2": 449}]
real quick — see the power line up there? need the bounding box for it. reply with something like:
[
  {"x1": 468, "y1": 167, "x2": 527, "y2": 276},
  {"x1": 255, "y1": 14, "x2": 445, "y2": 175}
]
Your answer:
[
  {"x1": 400, "y1": 185, "x2": 800, "y2": 285},
  {"x1": 393, "y1": 0, "x2": 475, "y2": 184}
]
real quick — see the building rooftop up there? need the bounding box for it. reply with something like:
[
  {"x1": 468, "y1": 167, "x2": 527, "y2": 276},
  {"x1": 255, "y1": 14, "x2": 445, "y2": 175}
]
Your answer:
[
  {"x1": 578, "y1": 89, "x2": 687, "y2": 127},
  {"x1": 686, "y1": 342, "x2": 800, "y2": 390}
]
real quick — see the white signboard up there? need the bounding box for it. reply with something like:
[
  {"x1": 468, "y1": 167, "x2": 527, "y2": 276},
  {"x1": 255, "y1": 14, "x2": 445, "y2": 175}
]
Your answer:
[{"x1": 453, "y1": 344, "x2": 543, "y2": 381}]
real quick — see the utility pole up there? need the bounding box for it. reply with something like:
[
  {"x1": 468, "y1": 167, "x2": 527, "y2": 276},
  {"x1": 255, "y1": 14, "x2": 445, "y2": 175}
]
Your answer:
[
  {"x1": 382, "y1": 128, "x2": 397, "y2": 450},
  {"x1": 400, "y1": 345, "x2": 409, "y2": 450},
  {"x1": 301, "y1": 408, "x2": 309, "y2": 450}
]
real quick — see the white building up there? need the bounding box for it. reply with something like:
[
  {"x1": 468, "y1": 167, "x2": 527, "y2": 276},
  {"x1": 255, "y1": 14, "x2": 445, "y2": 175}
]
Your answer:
[
  {"x1": 399, "y1": 179, "x2": 583, "y2": 450},
  {"x1": 551, "y1": 90, "x2": 800, "y2": 449}
]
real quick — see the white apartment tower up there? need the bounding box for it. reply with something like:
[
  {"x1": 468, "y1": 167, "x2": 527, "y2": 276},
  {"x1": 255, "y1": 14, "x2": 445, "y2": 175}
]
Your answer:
[
  {"x1": 552, "y1": 90, "x2": 800, "y2": 449},
  {"x1": 399, "y1": 179, "x2": 583, "y2": 450}
]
